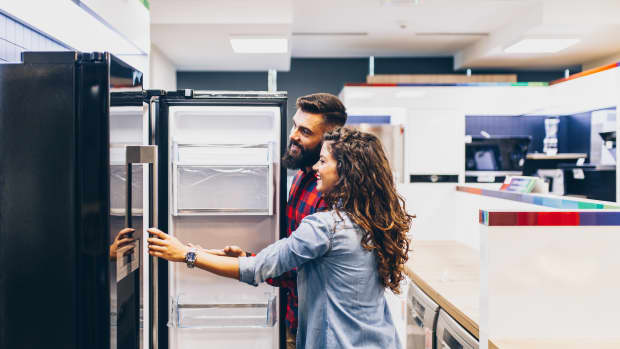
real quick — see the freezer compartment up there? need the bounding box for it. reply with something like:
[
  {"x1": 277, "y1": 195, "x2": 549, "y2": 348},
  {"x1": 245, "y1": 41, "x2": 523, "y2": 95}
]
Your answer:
[
  {"x1": 173, "y1": 165, "x2": 273, "y2": 215},
  {"x1": 170, "y1": 294, "x2": 277, "y2": 329}
]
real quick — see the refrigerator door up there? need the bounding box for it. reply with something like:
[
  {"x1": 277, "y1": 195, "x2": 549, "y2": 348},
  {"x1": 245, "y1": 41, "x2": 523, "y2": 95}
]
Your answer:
[
  {"x1": 0, "y1": 51, "x2": 110, "y2": 349},
  {"x1": 157, "y1": 91, "x2": 287, "y2": 349},
  {"x1": 109, "y1": 56, "x2": 157, "y2": 349}
]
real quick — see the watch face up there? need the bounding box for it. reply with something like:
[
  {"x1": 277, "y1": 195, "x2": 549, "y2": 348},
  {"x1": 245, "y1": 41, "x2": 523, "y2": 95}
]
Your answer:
[{"x1": 186, "y1": 251, "x2": 197, "y2": 267}]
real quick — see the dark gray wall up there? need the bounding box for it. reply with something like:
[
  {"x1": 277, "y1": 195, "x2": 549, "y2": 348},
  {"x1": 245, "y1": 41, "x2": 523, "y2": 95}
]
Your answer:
[{"x1": 0, "y1": 12, "x2": 68, "y2": 63}]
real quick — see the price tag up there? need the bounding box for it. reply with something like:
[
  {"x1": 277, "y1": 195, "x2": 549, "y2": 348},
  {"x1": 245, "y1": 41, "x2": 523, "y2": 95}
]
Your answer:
[{"x1": 576, "y1": 157, "x2": 585, "y2": 166}]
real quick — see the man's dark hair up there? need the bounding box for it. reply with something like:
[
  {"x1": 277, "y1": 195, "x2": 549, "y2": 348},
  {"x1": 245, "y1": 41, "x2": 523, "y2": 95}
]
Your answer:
[{"x1": 296, "y1": 93, "x2": 347, "y2": 127}]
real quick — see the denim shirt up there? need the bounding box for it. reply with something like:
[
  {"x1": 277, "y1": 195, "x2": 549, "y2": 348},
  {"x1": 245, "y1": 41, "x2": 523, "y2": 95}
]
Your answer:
[{"x1": 239, "y1": 211, "x2": 401, "y2": 349}]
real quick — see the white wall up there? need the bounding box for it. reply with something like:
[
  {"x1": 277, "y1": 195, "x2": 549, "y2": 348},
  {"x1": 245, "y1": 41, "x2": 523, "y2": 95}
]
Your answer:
[
  {"x1": 583, "y1": 51, "x2": 620, "y2": 71},
  {"x1": 2, "y1": 0, "x2": 149, "y2": 56},
  {"x1": 149, "y1": 44, "x2": 177, "y2": 90}
]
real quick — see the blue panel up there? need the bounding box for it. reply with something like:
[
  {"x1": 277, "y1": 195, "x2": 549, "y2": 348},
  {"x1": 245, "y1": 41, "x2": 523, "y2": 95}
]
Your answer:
[
  {"x1": 346, "y1": 115, "x2": 391, "y2": 125},
  {"x1": 579, "y1": 212, "x2": 620, "y2": 226}
]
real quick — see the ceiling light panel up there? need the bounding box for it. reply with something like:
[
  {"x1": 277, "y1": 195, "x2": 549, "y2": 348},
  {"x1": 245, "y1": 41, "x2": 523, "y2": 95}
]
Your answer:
[
  {"x1": 230, "y1": 37, "x2": 288, "y2": 54},
  {"x1": 504, "y1": 38, "x2": 580, "y2": 53}
]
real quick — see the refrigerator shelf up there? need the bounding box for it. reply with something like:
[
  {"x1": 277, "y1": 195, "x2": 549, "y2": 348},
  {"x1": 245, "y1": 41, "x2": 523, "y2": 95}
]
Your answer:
[
  {"x1": 173, "y1": 143, "x2": 272, "y2": 166},
  {"x1": 169, "y1": 296, "x2": 277, "y2": 329}
]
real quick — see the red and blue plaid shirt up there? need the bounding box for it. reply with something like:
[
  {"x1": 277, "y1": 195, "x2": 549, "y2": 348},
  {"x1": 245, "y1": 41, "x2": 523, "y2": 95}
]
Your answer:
[{"x1": 266, "y1": 168, "x2": 328, "y2": 332}]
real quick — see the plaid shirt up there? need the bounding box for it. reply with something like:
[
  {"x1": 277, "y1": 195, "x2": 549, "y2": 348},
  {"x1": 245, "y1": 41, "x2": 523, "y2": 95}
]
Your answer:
[{"x1": 266, "y1": 169, "x2": 328, "y2": 331}]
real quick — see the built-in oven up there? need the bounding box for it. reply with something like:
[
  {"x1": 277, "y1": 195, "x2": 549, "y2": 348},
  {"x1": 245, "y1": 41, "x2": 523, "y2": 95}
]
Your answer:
[
  {"x1": 435, "y1": 309, "x2": 478, "y2": 349},
  {"x1": 406, "y1": 280, "x2": 440, "y2": 349}
]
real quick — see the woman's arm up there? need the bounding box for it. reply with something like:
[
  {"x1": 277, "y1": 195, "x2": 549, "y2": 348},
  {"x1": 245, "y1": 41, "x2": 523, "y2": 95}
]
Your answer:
[
  {"x1": 146, "y1": 212, "x2": 334, "y2": 285},
  {"x1": 147, "y1": 227, "x2": 240, "y2": 279}
]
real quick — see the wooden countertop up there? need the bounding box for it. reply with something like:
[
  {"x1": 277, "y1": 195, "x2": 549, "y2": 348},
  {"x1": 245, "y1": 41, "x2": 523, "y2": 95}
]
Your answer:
[
  {"x1": 404, "y1": 240, "x2": 482, "y2": 339},
  {"x1": 493, "y1": 338, "x2": 620, "y2": 349}
]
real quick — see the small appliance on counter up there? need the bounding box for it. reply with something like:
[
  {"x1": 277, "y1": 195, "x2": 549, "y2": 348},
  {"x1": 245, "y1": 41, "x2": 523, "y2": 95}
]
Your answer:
[
  {"x1": 465, "y1": 136, "x2": 530, "y2": 183},
  {"x1": 543, "y1": 116, "x2": 560, "y2": 155},
  {"x1": 599, "y1": 130, "x2": 616, "y2": 165}
]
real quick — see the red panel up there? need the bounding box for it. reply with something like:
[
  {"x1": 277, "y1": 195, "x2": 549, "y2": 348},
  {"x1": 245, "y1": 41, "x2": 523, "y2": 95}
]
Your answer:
[
  {"x1": 536, "y1": 212, "x2": 580, "y2": 226},
  {"x1": 516, "y1": 212, "x2": 538, "y2": 225},
  {"x1": 343, "y1": 83, "x2": 397, "y2": 87},
  {"x1": 488, "y1": 212, "x2": 518, "y2": 226}
]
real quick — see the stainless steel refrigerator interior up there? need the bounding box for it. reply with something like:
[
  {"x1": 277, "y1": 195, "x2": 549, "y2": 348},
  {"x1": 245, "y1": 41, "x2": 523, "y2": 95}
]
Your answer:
[
  {"x1": 156, "y1": 90, "x2": 287, "y2": 349},
  {"x1": 0, "y1": 51, "x2": 154, "y2": 349}
]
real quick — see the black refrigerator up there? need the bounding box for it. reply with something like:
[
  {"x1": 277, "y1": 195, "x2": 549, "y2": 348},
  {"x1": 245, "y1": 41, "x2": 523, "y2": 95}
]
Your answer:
[{"x1": 0, "y1": 51, "x2": 157, "y2": 349}]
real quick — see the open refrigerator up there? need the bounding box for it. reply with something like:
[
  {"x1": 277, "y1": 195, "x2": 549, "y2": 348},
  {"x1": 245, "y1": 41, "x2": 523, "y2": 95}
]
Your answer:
[{"x1": 155, "y1": 90, "x2": 287, "y2": 349}]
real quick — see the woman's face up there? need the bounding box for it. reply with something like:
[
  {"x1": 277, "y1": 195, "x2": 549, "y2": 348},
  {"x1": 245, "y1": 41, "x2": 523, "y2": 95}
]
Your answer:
[{"x1": 312, "y1": 142, "x2": 339, "y2": 193}]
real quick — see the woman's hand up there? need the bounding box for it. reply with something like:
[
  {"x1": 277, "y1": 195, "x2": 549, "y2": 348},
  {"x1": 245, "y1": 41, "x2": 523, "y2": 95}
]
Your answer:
[
  {"x1": 110, "y1": 228, "x2": 135, "y2": 261},
  {"x1": 147, "y1": 227, "x2": 189, "y2": 263}
]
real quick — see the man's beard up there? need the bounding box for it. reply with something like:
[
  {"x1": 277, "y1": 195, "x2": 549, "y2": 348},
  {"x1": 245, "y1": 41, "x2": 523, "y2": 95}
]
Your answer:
[{"x1": 282, "y1": 140, "x2": 321, "y2": 170}]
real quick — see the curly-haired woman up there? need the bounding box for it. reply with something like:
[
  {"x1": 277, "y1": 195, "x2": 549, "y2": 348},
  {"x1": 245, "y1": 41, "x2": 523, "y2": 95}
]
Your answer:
[{"x1": 147, "y1": 127, "x2": 413, "y2": 349}]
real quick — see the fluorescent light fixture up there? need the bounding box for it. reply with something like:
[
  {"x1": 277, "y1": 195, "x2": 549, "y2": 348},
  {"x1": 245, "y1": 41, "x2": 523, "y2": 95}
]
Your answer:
[
  {"x1": 2, "y1": 0, "x2": 145, "y2": 55},
  {"x1": 504, "y1": 38, "x2": 580, "y2": 53},
  {"x1": 230, "y1": 37, "x2": 288, "y2": 54},
  {"x1": 395, "y1": 90, "x2": 427, "y2": 99}
]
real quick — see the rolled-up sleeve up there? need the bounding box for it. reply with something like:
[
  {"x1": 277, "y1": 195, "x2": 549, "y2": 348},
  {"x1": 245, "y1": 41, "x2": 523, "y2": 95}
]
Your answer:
[{"x1": 239, "y1": 212, "x2": 334, "y2": 286}]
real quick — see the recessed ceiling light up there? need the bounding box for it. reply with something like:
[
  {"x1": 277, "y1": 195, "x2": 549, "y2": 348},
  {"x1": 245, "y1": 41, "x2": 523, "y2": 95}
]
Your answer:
[
  {"x1": 504, "y1": 38, "x2": 580, "y2": 53},
  {"x1": 230, "y1": 37, "x2": 288, "y2": 54}
]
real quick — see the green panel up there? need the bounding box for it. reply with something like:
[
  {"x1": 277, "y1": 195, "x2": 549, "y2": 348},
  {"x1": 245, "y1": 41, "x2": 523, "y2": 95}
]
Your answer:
[
  {"x1": 138, "y1": 0, "x2": 149, "y2": 10},
  {"x1": 577, "y1": 202, "x2": 602, "y2": 209}
]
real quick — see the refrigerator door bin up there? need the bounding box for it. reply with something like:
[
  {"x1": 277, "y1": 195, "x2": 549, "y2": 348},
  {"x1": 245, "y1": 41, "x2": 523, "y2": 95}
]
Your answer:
[
  {"x1": 173, "y1": 165, "x2": 273, "y2": 215},
  {"x1": 170, "y1": 295, "x2": 277, "y2": 329},
  {"x1": 110, "y1": 164, "x2": 144, "y2": 216}
]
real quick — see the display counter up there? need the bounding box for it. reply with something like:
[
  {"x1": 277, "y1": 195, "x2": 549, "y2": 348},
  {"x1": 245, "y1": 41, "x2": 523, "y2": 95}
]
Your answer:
[{"x1": 402, "y1": 184, "x2": 620, "y2": 349}]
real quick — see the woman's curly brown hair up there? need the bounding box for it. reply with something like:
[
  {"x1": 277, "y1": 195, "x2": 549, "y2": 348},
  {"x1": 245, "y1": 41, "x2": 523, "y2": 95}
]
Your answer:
[{"x1": 322, "y1": 127, "x2": 413, "y2": 294}]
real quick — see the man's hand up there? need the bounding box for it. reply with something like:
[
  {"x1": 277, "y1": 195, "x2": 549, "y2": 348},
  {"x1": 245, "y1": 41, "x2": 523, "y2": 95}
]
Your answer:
[
  {"x1": 147, "y1": 227, "x2": 189, "y2": 263},
  {"x1": 223, "y1": 245, "x2": 247, "y2": 257},
  {"x1": 198, "y1": 245, "x2": 247, "y2": 257}
]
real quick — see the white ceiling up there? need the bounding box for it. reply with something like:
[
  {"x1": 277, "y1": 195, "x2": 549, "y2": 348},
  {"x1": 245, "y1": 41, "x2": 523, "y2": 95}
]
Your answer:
[{"x1": 150, "y1": 0, "x2": 620, "y2": 71}]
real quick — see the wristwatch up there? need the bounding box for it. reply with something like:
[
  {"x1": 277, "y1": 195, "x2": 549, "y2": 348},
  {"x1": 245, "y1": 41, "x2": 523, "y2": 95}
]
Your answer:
[{"x1": 185, "y1": 248, "x2": 197, "y2": 268}]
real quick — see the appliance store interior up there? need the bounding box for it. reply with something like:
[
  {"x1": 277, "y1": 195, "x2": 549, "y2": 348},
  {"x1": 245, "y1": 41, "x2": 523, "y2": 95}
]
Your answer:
[{"x1": 1, "y1": 1, "x2": 619, "y2": 349}]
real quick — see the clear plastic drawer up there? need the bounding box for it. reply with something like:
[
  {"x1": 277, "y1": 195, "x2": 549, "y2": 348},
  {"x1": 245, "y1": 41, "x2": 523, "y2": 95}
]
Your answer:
[
  {"x1": 170, "y1": 295, "x2": 277, "y2": 329},
  {"x1": 173, "y1": 165, "x2": 272, "y2": 215}
]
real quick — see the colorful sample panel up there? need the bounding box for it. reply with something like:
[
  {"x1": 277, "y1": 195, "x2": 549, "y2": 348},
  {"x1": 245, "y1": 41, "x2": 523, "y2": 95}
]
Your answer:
[
  {"x1": 344, "y1": 82, "x2": 548, "y2": 87},
  {"x1": 479, "y1": 210, "x2": 620, "y2": 226},
  {"x1": 457, "y1": 186, "x2": 620, "y2": 210}
]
